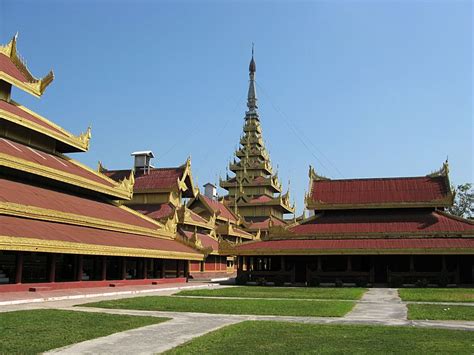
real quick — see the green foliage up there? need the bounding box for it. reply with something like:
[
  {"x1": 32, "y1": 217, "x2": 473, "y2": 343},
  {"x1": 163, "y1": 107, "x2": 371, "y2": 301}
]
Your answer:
[
  {"x1": 0, "y1": 309, "x2": 167, "y2": 354},
  {"x1": 448, "y1": 183, "x2": 474, "y2": 219},
  {"x1": 176, "y1": 286, "x2": 366, "y2": 300},
  {"x1": 164, "y1": 321, "x2": 474, "y2": 355},
  {"x1": 83, "y1": 295, "x2": 355, "y2": 317},
  {"x1": 408, "y1": 304, "x2": 474, "y2": 321},
  {"x1": 399, "y1": 288, "x2": 474, "y2": 303}
]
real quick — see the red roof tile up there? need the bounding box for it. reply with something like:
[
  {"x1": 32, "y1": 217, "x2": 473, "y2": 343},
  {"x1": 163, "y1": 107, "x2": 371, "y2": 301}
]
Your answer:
[
  {"x1": 247, "y1": 217, "x2": 286, "y2": 230},
  {"x1": 180, "y1": 230, "x2": 218, "y2": 251},
  {"x1": 249, "y1": 195, "x2": 273, "y2": 203},
  {"x1": 235, "y1": 238, "x2": 474, "y2": 253},
  {"x1": 0, "y1": 138, "x2": 114, "y2": 187},
  {"x1": 0, "y1": 179, "x2": 158, "y2": 230},
  {"x1": 201, "y1": 195, "x2": 237, "y2": 222},
  {"x1": 0, "y1": 52, "x2": 29, "y2": 83},
  {"x1": 0, "y1": 215, "x2": 201, "y2": 255},
  {"x1": 106, "y1": 167, "x2": 185, "y2": 191},
  {"x1": 0, "y1": 100, "x2": 67, "y2": 137},
  {"x1": 289, "y1": 210, "x2": 474, "y2": 236},
  {"x1": 131, "y1": 203, "x2": 175, "y2": 220},
  {"x1": 310, "y1": 176, "x2": 451, "y2": 209}
]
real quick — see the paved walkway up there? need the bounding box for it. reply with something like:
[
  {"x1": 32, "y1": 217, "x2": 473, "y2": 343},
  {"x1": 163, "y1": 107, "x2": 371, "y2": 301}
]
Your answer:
[{"x1": 345, "y1": 288, "x2": 407, "y2": 322}]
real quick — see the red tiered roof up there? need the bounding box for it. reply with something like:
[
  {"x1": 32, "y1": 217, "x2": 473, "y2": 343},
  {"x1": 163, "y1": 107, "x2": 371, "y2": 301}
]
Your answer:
[
  {"x1": 0, "y1": 138, "x2": 116, "y2": 188},
  {"x1": 0, "y1": 179, "x2": 158, "y2": 230},
  {"x1": 0, "y1": 51, "x2": 29, "y2": 83},
  {"x1": 309, "y1": 176, "x2": 452, "y2": 209},
  {"x1": 201, "y1": 195, "x2": 237, "y2": 222},
  {"x1": 131, "y1": 203, "x2": 176, "y2": 220},
  {"x1": 289, "y1": 210, "x2": 474, "y2": 236},
  {"x1": 0, "y1": 100, "x2": 67, "y2": 137},
  {"x1": 179, "y1": 230, "x2": 219, "y2": 251},
  {"x1": 234, "y1": 238, "x2": 474, "y2": 254},
  {"x1": 0, "y1": 215, "x2": 201, "y2": 256},
  {"x1": 106, "y1": 167, "x2": 185, "y2": 191},
  {"x1": 247, "y1": 217, "x2": 286, "y2": 230}
]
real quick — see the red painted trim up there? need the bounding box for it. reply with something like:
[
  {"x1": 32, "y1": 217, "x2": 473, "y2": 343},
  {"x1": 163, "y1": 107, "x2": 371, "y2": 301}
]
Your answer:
[{"x1": 0, "y1": 277, "x2": 187, "y2": 293}]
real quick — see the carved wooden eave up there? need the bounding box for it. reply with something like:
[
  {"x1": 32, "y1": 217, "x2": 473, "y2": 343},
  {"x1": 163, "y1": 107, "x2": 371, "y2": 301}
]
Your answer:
[
  {"x1": 177, "y1": 205, "x2": 215, "y2": 230},
  {"x1": 0, "y1": 34, "x2": 54, "y2": 97},
  {"x1": 216, "y1": 222, "x2": 254, "y2": 240},
  {"x1": 176, "y1": 228, "x2": 212, "y2": 257},
  {"x1": 177, "y1": 156, "x2": 199, "y2": 198},
  {"x1": 1, "y1": 101, "x2": 92, "y2": 152},
  {"x1": 116, "y1": 170, "x2": 135, "y2": 200},
  {"x1": 427, "y1": 159, "x2": 455, "y2": 204}
]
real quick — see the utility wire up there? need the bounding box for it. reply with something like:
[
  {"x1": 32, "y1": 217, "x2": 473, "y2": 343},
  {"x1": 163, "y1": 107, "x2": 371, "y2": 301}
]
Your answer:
[{"x1": 256, "y1": 81, "x2": 344, "y2": 178}]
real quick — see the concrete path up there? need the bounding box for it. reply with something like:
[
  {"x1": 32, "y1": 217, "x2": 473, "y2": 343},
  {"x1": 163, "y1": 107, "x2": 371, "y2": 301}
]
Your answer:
[{"x1": 345, "y1": 288, "x2": 407, "y2": 322}]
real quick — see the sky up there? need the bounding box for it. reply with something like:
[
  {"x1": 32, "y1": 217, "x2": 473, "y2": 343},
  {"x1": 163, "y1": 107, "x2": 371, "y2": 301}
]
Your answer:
[{"x1": 1, "y1": 0, "x2": 472, "y2": 214}]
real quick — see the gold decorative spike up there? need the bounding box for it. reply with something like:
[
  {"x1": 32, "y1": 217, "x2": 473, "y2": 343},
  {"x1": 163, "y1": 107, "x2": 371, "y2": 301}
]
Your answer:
[
  {"x1": 78, "y1": 126, "x2": 92, "y2": 150},
  {"x1": 117, "y1": 170, "x2": 135, "y2": 198},
  {"x1": 427, "y1": 159, "x2": 450, "y2": 177},
  {"x1": 0, "y1": 33, "x2": 54, "y2": 97},
  {"x1": 97, "y1": 161, "x2": 106, "y2": 173}
]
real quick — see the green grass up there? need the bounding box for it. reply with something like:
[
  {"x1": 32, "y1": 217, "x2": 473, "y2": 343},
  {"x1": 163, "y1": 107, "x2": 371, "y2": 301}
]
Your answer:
[
  {"x1": 408, "y1": 304, "x2": 474, "y2": 321},
  {"x1": 165, "y1": 321, "x2": 474, "y2": 354},
  {"x1": 83, "y1": 295, "x2": 354, "y2": 317},
  {"x1": 0, "y1": 309, "x2": 168, "y2": 354},
  {"x1": 399, "y1": 288, "x2": 474, "y2": 303},
  {"x1": 176, "y1": 286, "x2": 366, "y2": 300}
]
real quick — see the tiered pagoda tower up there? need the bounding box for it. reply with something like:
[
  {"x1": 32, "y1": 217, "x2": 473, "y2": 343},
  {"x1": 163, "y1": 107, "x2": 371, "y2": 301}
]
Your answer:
[{"x1": 220, "y1": 50, "x2": 294, "y2": 229}]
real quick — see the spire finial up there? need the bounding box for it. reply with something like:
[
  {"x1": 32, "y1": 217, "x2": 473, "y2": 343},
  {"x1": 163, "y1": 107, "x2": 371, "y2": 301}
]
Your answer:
[{"x1": 246, "y1": 43, "x2": 258, "y2": 114}]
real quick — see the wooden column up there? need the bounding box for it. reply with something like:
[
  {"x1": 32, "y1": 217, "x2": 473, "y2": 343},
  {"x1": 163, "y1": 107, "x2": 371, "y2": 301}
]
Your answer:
[
  {"x1": 409, "y1": 255, "x2": 415, "y2": 272},
  {"x1": 49, "y1": 254, "x2": 57, "y2": 283},
  {"x1": 369, "y1": 256, "x2": 375, "y2": 284},
  {"x1": 143, "y1": 259, "x2": 148, "y2": 279},
  {"x1": 101, "y1": 256, "x2": 107, "y2": 280},
  {"x1": 15, "y1": 253, "x2": 23, "y2": 284},
  {"x1": 176, "y1": 260, "x2": 180, "y2": 278},
  {"x1": 281, "y1": 256, "x2": 286, "y2": 271},
  {"x1": 121, "y1": 258, "x2": 127, "y2": 280},
  {"x1": 184, "y1": 260, "x2": 189, "y2": 280},
  {"x1": 160, "y1": 260, "x2": 165, "y2": 278},
  {"x1": 455, "y1": 260, "x2": 460, "y2": 284},
  {"x1": 317, "y1": 256, "x2": 322, "y2": 272},
  {"x1": 347, "y1": 256, "x2": 352, "y2": 272},
  {"x1": 76, "y1": 255, "x2": 83, "y2": 281},
  {"x1": 441, "y1": 255, "x2": 447, "y2": 272}
]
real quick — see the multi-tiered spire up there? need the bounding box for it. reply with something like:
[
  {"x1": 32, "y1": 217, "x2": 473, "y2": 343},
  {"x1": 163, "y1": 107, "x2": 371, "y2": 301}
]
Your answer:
[{"x1": 220, "y1": 48, "x2": 294, "y2": 226}]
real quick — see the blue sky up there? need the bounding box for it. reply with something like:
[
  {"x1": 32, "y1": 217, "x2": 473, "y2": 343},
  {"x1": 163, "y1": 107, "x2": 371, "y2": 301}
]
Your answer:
[{"x1": 1, "y1": 0, "x2": 472, "y2": 214}]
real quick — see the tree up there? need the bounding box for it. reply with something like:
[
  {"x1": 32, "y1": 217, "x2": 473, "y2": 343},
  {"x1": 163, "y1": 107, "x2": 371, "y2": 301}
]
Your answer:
[{"x1": 448, "y1": 183, "x2": 474, "y2": 219}]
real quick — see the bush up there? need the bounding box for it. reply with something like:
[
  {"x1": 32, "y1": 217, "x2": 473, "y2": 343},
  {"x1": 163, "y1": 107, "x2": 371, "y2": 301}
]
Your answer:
[
  {"x1": 235, "y1": 274, "x2": 248, "y2": 285},
  {"x1": 335, "y1": 279, "x2": 343, "y2": 288},
  {"x1": 308, "y1": 276, "x2": 320, "y2": 287},
  {"x1": 273, "y1": 275, "x2": 286, "y2": 287},
  {"x1": 390, "y1": 275, "x2": 403, "y2": 288},
  {"x1": 415, "y1": 278, "x2": 429, "y2": 288},
  {"x1": 355, "y1": 277, "x2": 368, "y2": 287}
]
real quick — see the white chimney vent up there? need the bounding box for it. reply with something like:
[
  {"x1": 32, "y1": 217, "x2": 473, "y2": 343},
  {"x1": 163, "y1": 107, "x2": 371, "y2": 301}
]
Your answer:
[
  {"x1": 203, "y1": 182, "x2": 217, "y2": 200},
  {"x1": 131, "y1": 150, "x2": 154, "y2": 174}
]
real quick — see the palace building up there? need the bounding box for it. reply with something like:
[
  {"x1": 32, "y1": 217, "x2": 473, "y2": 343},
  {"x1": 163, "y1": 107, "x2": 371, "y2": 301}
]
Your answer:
[
  {"x1": 0, "y1": 35, "x2": 472, "y2": 291},
  {"x1": 0, "y1": 35, "x2": 203, "y2": 292}
]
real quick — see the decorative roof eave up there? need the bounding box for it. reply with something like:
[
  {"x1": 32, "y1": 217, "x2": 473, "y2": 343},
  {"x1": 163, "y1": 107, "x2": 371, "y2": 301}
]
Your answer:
[
  {"x1": 0, "y1": 101, "x2": 91, "y2": 152},
  {"x1": 177, "y1": 156, "x2": 199, "y2": 198},
  {"x1": 0, "y1": 235, "x2": 204, "y2": 260},
  {"x1": 0, "y1": 201, "x2": 173, "y2": 239},
  {"x1": 176, "y1": 228, "x2": 214, "y2": 257},
  {"x1": 216, "y1": 223, "x2": 254, "y2": 240},
  {"x1": 306, "y1": 199, "x2": 455, "y2": 211},
  {"x1": 0, "y1": 151, "x2": 134, "y2": 200},
  {"x1": 177, "y1": 205, "x2": 215, "y2": 230},
  {"x1": 192, "y1": 193, "x2": 240, "y2": 224},
  {"x1": 220, "y1": 245, "x2": 474, "y2": 257},
  {"x1": 0, "y1": 34, "x2": 54, "y2": 97}
]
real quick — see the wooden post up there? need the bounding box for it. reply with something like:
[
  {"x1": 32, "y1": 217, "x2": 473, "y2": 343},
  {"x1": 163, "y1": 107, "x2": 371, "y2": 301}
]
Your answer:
[
  {"x1": 409, "y1": 255, "x2": 415, "y2": 272},
  {"x1": 455, "y1": 260, "x2": 460, "y2": 284},
  {"x1": 441, "y1": 255, "x2": 447, "y2": 271},
  {"x1": 121, "y1": 257, "x2": 127, "y2": 280},
  {"x1": 101, "y1": 256, "x2": 107, "y2": 280},
  {"x1": 15, "y1": 253, "x2": 23, "y2": 284},
  {"x1": 76, "y1": 255, "x2": 83, "y2": 281},
  {"x1": 317, "y1": 256, "x2": 322, "y2": 272},
  {"x1": 281, "y1": 256, "x2": 286, "y2": 271},
  {"x1": 176, "y1": 260, "x2": 180, "y2": 278},
  {"x1": 49, "y1": 254, "x2": 57, "y2": 283},
  {"x1": 160, "y1": 260, "x2": 165, "y2": 278},
  {"x1": 185, "y1": 260, "x2": 189, "y2": 281},
  {"x1": 347, "y1": 256, "x2": 352, "y2": 272},
  {"x1": 143, "y1": 259, "x2": 148, "y2": 279},
  {"x1": 369, "y1": 256, "x2": 375, "y2": 284}
]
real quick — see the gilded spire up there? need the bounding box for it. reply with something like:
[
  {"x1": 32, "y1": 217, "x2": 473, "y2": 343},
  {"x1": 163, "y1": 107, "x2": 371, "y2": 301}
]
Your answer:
[{"x1": 247, "y1": 43, "x2": 258, "y2": 115}]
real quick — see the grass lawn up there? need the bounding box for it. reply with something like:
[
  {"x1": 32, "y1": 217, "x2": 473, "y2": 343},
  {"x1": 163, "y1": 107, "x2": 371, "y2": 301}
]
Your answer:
[
  {"x1": 0, "y1": 309, "x2": 168, "y2": 354},
  {"x1": 83, "y1": 295, "x2": 354, "y2": 317},
  {"x1": 399, "y1": 288, "x2": 474, "y2": 303},
  {"x1": 165, "y1": 321, "x2": 474, "y2": 354},
  {"x1": 176, "y1": 286, "x2": 366, "y2": 300},
  {"x1": 408, "y1": 304, "x2": 474, "y2": 321}
]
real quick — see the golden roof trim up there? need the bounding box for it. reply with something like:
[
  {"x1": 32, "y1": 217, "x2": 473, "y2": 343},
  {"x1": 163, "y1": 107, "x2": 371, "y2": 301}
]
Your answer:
[{"x1": 0, "y1": 34, "x2": 54, "y2": 97}]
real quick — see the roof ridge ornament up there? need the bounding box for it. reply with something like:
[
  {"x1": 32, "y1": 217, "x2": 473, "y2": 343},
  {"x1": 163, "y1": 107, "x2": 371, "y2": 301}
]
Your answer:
[
  {"x1": 427, "y1": 159, "x2": 450, "y2": 177},
  {"x1": 0, "y1": 33, "x2": 54, "y2": 97},
  {"x1": 246, "y1": 43, "x2": 258, "y2": 117}
]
